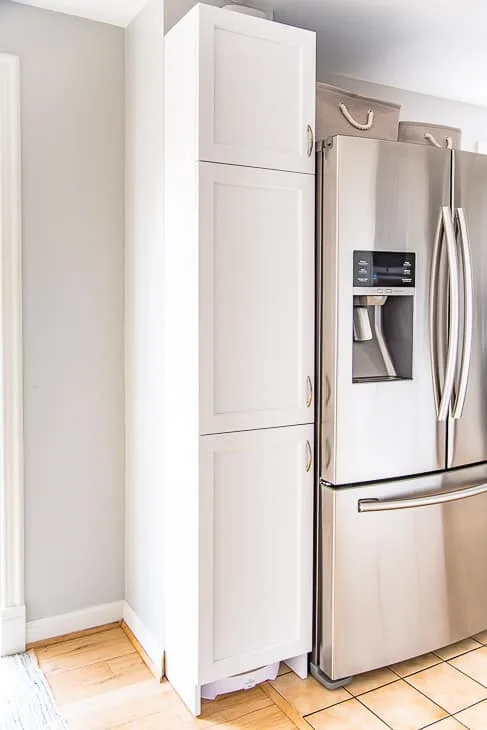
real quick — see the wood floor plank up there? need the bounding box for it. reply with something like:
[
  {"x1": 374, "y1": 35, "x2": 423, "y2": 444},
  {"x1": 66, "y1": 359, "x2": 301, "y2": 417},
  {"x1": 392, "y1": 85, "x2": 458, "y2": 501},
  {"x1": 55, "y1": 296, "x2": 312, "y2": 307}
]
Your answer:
[
  {"x1": 110, "y1": 703, "x2": 298, "y2": 730},
  {"x1": 27, "y1": 622, "x2": 122, "y2": 650},
  {"x1": 211, "y1": 704, "x2": 298, "y2": 728},
  {"x1": 34, "y1": 627, "x2": 299, "y2": 730},
  {"x1": 45, "y1": 652, "x2": 151, "y2": 704},
  {"x1": 62, "y1": 679, "x2": 275, "y2": 730},
  {"x1": 121, "y1": 620, "x2": 163, "y2": 681},
  {"x1": 35, "y1": 628, "x2": 134, "y2": 673}
]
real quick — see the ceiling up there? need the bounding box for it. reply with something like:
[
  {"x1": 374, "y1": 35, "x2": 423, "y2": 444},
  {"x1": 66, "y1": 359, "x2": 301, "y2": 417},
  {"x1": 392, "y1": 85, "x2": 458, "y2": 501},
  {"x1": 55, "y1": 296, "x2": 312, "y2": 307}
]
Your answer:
[
  {"x1": 10, "y1": 0, "x2": 487, "y2": 107},
  {"x1": 10, "y1": 0, "x2": 147, "y2": 26},
  {"x1": 267, "y1": 0, "x2": 487, "y2": 107}
]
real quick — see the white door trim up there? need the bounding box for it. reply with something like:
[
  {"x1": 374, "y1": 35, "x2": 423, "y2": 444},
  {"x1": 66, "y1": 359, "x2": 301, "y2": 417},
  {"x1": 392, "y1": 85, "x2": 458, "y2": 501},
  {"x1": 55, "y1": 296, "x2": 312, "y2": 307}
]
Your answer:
[{"x1": 0, "y1": 54, "x2": 25, "y2": 656}]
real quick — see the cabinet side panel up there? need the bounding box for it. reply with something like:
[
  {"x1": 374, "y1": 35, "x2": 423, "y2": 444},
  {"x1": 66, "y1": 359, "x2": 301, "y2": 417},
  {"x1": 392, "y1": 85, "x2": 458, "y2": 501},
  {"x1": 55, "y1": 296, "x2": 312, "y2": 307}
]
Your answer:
[{"x1": 163, "y1": 12, "x2": 200, "y2": 709}]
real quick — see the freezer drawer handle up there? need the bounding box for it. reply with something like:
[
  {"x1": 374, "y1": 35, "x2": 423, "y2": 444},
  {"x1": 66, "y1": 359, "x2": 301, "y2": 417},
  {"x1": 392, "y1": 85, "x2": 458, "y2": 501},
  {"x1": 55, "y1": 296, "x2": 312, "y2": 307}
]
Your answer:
[
  {"x1": 453, "y1": 207, "x2": 473, "y2": 420},
  {"x1": 358, "y1": 482, "x2": 487, "y2": 512}
]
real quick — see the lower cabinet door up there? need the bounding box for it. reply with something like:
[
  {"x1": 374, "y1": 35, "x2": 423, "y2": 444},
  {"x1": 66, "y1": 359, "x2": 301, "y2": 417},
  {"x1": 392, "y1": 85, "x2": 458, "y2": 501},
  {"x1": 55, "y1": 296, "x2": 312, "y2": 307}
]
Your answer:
[{"x1": 199, "y1": 424, "x2": 313, "y2": 684}]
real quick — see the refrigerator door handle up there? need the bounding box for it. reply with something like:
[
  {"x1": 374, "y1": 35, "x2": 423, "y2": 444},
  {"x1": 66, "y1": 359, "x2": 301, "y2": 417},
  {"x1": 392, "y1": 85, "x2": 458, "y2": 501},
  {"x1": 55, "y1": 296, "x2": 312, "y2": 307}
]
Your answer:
[
  {"x1": 453, "y1": 207, "x2": 473, "y2": 420},
  {"x1": 437, "y1": 206, "x2": 460, "y2": 422},
  {"x1": 429, "y1": 207, "x2": 444, "y2": 414},
  {"x1": 358, "y1": 481, "x2": 487, "y2": 512}
]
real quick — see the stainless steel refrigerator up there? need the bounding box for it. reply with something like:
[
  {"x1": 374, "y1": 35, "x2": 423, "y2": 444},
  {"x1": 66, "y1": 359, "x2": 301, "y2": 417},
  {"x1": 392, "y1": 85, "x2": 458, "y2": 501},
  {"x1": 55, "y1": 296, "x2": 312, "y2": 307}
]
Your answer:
[{"x1": 312, "y1": 135, "x2": 487, "y2": 688}]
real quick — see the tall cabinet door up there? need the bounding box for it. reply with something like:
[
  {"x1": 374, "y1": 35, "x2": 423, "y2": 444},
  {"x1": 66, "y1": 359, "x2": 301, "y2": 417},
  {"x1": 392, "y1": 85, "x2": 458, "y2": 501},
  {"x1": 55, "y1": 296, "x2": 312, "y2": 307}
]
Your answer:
[
  {"x1": 197, "y1": 4, "x2": 316, "y2": 173},
  {"x1": 199, "y1": 162, "x2": 315, "y2": 436},
  {"x1": 451, "y1": 151, "x2": 487, "y2": 467},
  {"x1": 198, "y1": 425, "x2": 313, "y2": 684}
]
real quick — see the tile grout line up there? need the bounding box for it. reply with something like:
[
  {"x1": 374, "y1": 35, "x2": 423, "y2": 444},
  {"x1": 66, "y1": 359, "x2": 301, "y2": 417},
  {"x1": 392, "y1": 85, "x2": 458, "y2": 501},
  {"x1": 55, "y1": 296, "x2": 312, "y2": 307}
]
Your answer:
[
  {"x1": 354, "y1": 693, "x2": 396, "y2": 730},
  {"x1": 349, "y1": 676, "x2": 402, "y2": 699},
  {"x1": 433, "y1": 644, "x2": 483, "y2": 662},
  {"x1": 419, "y1": 713, "x2": 470, "y2": 729},
  {"x1": 402, "y1": 671, "x2": 452, "y2": 716},
  {"x1": 261, "y1": 681, "x2": 313, "y2": 729},
  {"x1": 389, "y1": 659, "x2": 443, "y2": 681},
  {"x1": 402, "y1": 666, "x2": 487, "y2": 720},
  {"x1": 300, "y1": 694, "x2": 354, "y2": 720},
  {"x1": 445, "y1": 654, "x2": 487, "y2": 685}
]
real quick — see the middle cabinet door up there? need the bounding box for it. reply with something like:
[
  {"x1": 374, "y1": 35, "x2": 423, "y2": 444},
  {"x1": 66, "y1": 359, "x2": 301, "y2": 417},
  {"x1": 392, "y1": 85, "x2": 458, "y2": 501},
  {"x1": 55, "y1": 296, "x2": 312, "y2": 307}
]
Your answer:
[{"x1": 199, "y1": 162, "x2": 314, "y2": 435}]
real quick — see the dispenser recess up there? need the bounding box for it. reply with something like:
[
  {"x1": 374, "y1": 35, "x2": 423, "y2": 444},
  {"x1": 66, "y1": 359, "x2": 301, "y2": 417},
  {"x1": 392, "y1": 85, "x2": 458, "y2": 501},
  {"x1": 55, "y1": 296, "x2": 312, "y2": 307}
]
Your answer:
[{"x1": 352, "y1": 251, "x2": 415, "y2": 383}]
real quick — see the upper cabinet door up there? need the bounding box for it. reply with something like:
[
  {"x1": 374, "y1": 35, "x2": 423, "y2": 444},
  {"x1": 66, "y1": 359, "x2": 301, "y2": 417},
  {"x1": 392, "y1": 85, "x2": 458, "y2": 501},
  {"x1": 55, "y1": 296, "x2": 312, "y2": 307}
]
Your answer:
[
  {"x1": 197, "y1": 4, "x2": 316, "y2": 173},
  {"x1": 199, "y1": 162, "x2": 315, "y2": 436}
]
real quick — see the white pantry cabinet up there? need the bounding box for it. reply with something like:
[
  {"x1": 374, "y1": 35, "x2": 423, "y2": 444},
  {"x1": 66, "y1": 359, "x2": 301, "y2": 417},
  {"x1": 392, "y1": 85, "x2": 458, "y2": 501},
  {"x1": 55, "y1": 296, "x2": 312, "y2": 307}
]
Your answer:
[
  {"x1": 165, "y1": 2, "x2": 316, "y2": 174},
  {"x1": 199, "y1": 425, "x2": 314, "y2": 684},
  {"x1": 199, "y1": 162, "x2": 315, "y2": 434},
  {"x1": 164, "y1": 3, "x2": 316, "y2": 716}
]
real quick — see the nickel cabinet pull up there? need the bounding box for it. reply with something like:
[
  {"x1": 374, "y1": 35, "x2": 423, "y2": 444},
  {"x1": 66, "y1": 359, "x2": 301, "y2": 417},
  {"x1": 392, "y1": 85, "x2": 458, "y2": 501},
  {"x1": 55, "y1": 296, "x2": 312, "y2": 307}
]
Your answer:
[
  {"x1": 324, "y1": 375, "x2": 331, "y2": 406},
  {"x1": 306, "y1": 376, "x2": 313, "y2": 408},
  {"x1": 305, "y1": 440, "x2": 312, "y2": 472},
  {"x1": 325, "y1": 438, "x2": 331, "y2": 469},
  {"x1": 306, "y1": 124, "x2": 314, "y2": 157}
]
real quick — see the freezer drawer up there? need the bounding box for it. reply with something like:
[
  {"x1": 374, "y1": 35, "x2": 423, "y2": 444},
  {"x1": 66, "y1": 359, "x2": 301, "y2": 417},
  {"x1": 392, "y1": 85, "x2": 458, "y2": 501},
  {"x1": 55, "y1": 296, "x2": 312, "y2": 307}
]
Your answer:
[{"x1": 317, "y1": 464, "x2": 487, "y2": 680}]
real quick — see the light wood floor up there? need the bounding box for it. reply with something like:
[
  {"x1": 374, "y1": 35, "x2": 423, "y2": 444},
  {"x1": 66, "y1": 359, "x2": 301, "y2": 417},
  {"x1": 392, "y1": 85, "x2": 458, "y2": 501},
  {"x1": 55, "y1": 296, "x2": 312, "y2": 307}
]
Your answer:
[
  {"x1": 33, "y1": 627, "x2": 304, "y2": 729},
  {"x1": 34, "y1": 626, "x2": 487, "y2": 729}
]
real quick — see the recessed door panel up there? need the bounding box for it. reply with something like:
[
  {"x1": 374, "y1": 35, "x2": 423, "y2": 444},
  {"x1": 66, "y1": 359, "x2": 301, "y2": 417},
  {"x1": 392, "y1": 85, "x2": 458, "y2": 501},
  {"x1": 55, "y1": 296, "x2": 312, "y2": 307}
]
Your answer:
[
  {"x1": 199, "y1": 162, "x2": 315, "y2": 435},
  {"x1": 199, "y1": 425, "x2": 313, "y2": 683},
  {"x1": 198, "y1": 5, "x2": 316, "y2": 173}
]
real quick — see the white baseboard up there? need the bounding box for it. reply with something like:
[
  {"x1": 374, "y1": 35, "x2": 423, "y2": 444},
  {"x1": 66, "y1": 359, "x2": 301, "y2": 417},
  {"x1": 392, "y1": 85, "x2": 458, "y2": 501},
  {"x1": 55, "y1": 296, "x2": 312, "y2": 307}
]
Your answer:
[
  {"x1": 122, "y1": 601, "x2": 163, "y2": 671},
  {"x1": 0, "y1": 604, "x2": 26, "y2": 656},
  {"x1": 26, "y1": 600, "x2": 124, "y2": 644}
]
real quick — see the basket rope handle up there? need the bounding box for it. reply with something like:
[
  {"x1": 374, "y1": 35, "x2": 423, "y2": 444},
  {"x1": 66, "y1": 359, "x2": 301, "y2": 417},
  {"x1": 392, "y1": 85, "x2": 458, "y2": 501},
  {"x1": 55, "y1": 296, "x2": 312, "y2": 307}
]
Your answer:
[
  {"x1": 424, "y1": 132, "x2": 453, "y2": 149},
  {"x1": 339, "y1": 103, "x2": 375, "y2": 131}
]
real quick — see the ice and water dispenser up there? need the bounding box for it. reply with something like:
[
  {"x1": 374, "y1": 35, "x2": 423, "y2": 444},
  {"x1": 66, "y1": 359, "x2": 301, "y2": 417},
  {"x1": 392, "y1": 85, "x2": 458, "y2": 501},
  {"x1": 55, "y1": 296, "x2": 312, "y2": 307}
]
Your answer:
[{"x1": 352, "y1": 251, "x2": 415, "y2": 382}]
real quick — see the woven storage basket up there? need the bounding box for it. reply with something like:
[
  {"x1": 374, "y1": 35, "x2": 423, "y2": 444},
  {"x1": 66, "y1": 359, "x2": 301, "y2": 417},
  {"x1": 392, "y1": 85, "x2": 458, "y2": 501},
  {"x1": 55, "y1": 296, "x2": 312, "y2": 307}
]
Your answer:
[
  {"x1": 398, "y1": 121, "x2": 462, "y2": 150},
  {"x1": 316, "y1": 83, "x2": 400, "y2": 142}
]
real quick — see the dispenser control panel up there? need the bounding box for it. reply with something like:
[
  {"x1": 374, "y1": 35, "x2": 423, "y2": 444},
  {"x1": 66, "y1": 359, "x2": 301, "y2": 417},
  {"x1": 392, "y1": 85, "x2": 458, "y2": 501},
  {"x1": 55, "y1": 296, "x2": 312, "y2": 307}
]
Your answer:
[{"x1": 353, "y1": 251, "x2": 415, "y2": 288}]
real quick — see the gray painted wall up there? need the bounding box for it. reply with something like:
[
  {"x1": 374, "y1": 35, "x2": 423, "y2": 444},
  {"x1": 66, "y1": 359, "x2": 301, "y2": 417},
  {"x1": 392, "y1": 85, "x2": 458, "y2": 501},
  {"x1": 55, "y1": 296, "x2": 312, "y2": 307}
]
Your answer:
[
  {"x1": 164, "y1": 0, "x2": 219, "y2": 33},
  {"x1": 0, "y1": 0, "x2": 125, "y2": 621}
]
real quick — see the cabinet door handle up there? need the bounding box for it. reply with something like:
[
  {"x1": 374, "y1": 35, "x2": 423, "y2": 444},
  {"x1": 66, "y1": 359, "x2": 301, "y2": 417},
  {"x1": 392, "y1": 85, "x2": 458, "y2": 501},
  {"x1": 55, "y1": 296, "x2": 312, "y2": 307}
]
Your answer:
[
  {"x1": 306, "y1": 124, "x2": 314, "y2": 157},
  {"x1": 305, "y1": 440, "x2": 312, "y2": 472},
  {"x1": 306, "y1": 376, "x2": 313, "y2": 408},
  {"x1": 325, "y1": 375, "x2": 331, "y2": 406},
  {"x1": 325, "y1": 438, "x2": 331, "y2": 469}
]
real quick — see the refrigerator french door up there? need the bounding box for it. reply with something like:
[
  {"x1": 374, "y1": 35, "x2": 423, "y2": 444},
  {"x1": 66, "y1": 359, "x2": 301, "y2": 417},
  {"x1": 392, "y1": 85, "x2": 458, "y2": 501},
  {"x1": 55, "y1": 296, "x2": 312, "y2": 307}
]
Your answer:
[
  {"x1": 451, "y1": 151, "x2": 487, "y2": 468},
  {"x1": 313, "y1": 136, "x2": 487, "y2": 686}
]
